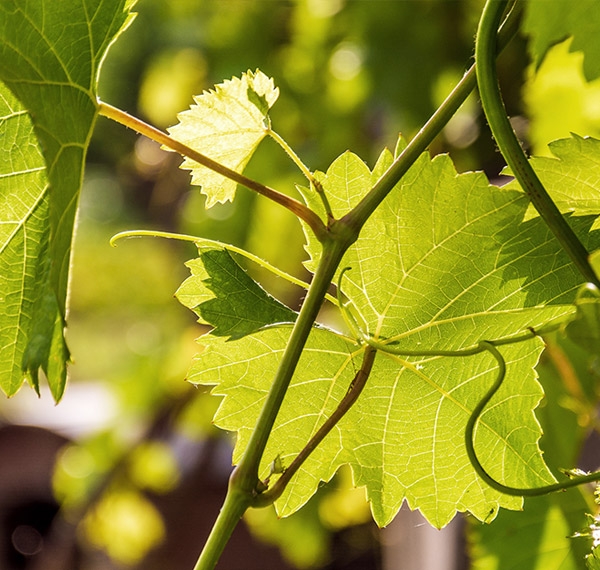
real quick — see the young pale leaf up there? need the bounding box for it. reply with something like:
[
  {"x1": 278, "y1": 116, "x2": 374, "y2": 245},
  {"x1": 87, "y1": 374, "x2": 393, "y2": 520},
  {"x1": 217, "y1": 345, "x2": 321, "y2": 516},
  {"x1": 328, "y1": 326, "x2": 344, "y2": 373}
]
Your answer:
[
  {"x1": 0, "y1": 0, "x2": 135, "y2": 399},
  {"x1": 523, "y1": 0, "x2": 600, "y2": 81},
  {"x1": 176, "y1": 247, "x2": 296, "y2": 340},
  {"x1": 167, "y1": 70, "x2": 279, "y2": 207}
]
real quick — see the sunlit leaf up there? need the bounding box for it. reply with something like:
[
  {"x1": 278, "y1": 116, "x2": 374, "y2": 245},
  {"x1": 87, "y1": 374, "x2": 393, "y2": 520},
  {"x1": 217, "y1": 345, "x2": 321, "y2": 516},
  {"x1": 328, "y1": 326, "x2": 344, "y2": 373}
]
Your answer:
[
  {"x1": 167, "y1": 69, "x2": 279, "y2": 206},
  {"x1": 182, "y1": 144, "x2": 600, "y2": 527}
]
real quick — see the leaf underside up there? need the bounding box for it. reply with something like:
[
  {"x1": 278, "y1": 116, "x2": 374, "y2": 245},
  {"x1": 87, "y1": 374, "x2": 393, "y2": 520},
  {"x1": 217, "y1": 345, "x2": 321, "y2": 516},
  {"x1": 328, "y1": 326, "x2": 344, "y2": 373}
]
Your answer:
[
  {"x1": 0, "y1": 0, "x2": 136, "y2": 399},
  {"x1": 176, "y1": 247, "x2": 297, "y2": 340},
  {"x1": 182, "y1": 138, "x2": 600, "y2": 528}
]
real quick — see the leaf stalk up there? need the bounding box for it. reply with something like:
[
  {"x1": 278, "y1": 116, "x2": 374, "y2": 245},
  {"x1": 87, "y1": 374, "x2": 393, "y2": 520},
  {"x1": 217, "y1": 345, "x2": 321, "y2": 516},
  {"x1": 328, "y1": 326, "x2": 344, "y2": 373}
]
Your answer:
[
  {"x1": 97, "y1": 100, "x2": 328, "y2": 241},
  {"x1": 254, "y1": 344, "x2": 377, "y2": 506}
]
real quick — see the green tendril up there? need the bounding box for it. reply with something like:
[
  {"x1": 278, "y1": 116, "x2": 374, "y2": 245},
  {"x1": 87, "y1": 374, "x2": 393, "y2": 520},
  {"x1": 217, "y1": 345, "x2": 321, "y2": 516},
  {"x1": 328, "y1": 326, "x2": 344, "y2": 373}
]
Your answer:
[
  {"x1": 110, "y1": 229, "x2": 338, "y2": 305},
  {"x1": 466, "y1": 341, "x2": 600, "y2": 496}
]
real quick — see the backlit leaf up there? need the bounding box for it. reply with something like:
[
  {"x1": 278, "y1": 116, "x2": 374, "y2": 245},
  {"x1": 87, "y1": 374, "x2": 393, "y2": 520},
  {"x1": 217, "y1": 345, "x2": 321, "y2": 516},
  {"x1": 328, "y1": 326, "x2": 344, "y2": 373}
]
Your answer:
[
  {"x1": 0, "y1": 0, "x2": 136, "y2": 399},
  {"x1": 184, "y1": 144, "x2": 600, "y2": 527},
  {"x1": 167, "y1": 70, "x2": 279, "y2": 206}
]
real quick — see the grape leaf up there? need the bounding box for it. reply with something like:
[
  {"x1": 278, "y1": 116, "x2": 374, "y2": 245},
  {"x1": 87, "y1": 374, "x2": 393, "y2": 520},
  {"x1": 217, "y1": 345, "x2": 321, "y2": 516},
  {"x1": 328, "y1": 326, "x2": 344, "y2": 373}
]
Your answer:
[
  {"x1": 191, "y1": 326, "x2": 549, "y2": 528},
  {"x1": 0, "y1": 0, "x2": 136, "y2": 399},
  {"x1": 176, "y1": 247, "x2": 297, "y2": 340},
  {"x1": 304, "y1": 148, "x2": 591, "y2": 348},
  {"x1": 182, "y1": 145, "x2": 600, "y2": 527},
  {"x1": 167, "y1": 70, "x2": 279, "y2": 207},
  {"x1": 523, "y1": 0, "x2": 600, "y2": 81},
  {"x1": 0, "y1": 85, "x2": 69, "y2": 398}
]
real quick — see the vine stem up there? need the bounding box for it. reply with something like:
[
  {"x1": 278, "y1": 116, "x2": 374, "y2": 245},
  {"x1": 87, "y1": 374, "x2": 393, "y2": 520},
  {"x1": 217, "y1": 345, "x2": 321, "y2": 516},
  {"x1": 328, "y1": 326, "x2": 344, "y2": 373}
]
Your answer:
[
  {"x1": 191, "y1": 8, "x2": 524, "y2": 568},
  {"x1": 96, "y1": 100, "x2": 327, "y2": 241},
  {"x1": 475, "y1": 0, "x2": 600, "y2": 288},
  {"x1": 254, "y1": 344, "x2": 377, "y2": 507},
  {"x1": 192, "y1": 236, "x2": 354, "y2": 570}
]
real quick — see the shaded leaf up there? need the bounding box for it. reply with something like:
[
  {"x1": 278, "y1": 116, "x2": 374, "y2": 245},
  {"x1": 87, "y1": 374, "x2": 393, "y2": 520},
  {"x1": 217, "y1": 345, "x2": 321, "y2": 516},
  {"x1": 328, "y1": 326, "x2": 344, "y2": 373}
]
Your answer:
[
  {"x1": 523, "y1": 0, "x2": 600, "y2": 81},
  {"x1": 566, "y1": 286, "x2": 600, "y2": 356},
  {"x1": 176, "y1": 247, "x2": 296, "y2": 340},
  {"x1": 0, "y1": 86, "x2": 68, "y2": 397}
]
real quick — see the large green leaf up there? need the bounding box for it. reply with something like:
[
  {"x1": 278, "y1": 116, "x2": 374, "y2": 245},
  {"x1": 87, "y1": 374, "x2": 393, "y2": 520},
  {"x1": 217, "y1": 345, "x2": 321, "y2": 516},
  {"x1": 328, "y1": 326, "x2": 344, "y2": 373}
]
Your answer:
[
  {"x1": 182, "y1": 145, "x2": 600, "y2": 527},
  {"x1": 305, "y1": 149, "x2": 590, "y2": 347},
  {"x1": 0, "y1": 0, "x2": 135, "y2": 398},
  {"x1": 524, "y1": 0, "x2": 600, "y2": 81},
  {"x1": 0, "y1": 85, "x2": 68, "y2": 398},
  {"x1": 192, "y1": 328, "x2": 550, "y2": 528},
  {"x1": 167, "y1": 70, "x2": 279, "y2": 206}
]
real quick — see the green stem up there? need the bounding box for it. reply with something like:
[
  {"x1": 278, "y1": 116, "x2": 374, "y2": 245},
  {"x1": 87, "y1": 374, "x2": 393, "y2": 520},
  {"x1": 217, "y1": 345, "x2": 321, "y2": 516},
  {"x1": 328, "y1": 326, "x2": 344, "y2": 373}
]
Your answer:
[
  {"x1": 192, "y1": 235, "x2": 353, "y2": 570},
  {"x1": 97, "y1": 100, "x2": 327, "y2": 242},
  {"x1": 475, "y1": 0, "x2": 600, "y2": 288},
  {"x1": 268, "y1": 128, "x2": 313, "y2": 182},
  {"x1": 232, "y1": 237, "x2": 351, "y2": 493},
  {"x1": 466, "y1": 342, "x2": 600, "y2": 496},
  {"x1": 268, "y1": 128, "x2": 335, "y2": 220},
  {"x1": 345, "y1": 2, "x2": 522, "y2": 232},
  {"x1": 190, "y1": 7, "x2": 522, "y2": 567},
  {"x1": 192, "y1": 486, "x2": 252, "y2": 570}
]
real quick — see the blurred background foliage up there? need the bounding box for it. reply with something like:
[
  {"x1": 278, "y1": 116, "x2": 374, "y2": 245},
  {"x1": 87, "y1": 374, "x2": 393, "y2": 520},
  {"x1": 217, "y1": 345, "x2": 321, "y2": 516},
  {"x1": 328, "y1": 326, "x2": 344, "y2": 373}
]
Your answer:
[{"x1": 1, "y1": 1, "x2": 600, "y2": 569}]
